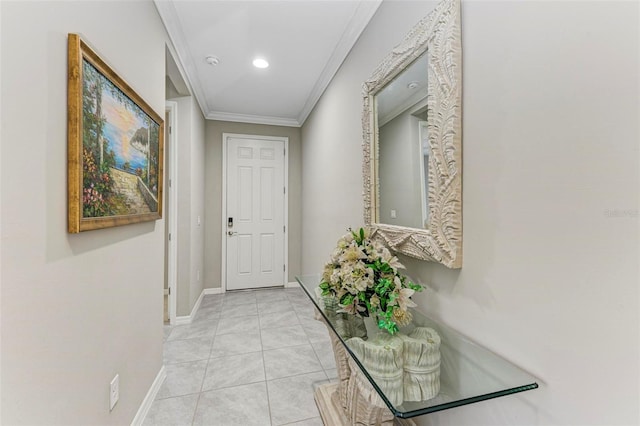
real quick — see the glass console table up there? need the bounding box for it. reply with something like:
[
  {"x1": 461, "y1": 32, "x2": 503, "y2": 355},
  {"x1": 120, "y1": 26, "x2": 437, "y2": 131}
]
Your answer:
[{"x1": 296, "y1": 275, "x2": 538, "y2": 424}]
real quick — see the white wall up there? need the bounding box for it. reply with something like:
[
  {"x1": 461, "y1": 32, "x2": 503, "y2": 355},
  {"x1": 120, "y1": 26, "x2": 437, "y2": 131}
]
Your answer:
[
  {"x1": 301, "y1": 1, "x2": 639, "y2": 425},
  {"x1": 204, "y1": 120, "x2": 302, "y2": 289},
  {"x1": 0, "y1": 0, "x2": 168, "y2": 424}
]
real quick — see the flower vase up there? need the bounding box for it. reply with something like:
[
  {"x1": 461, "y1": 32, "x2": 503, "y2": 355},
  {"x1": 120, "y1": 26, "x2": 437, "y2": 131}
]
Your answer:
[
  {"x1": 340, "y1": 313, "x2": 367, "y2": 340},
  {"x1": 320, "y1": 295, "x2": 367, "y2": 340},
  {"x1": 363, "y1": 315, "x2": 381, "y2": 341}
]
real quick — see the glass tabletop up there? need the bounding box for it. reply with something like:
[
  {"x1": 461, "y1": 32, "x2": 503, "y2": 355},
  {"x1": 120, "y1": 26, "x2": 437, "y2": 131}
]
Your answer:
[{"x1": 296, "y1": 274, "x2": 538, "y2": 419}]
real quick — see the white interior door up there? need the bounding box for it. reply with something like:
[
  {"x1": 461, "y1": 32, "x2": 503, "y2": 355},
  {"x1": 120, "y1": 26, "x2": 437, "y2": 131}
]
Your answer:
[{"x1": 225, "y1": 135, "x2": 286, "y2": 290}]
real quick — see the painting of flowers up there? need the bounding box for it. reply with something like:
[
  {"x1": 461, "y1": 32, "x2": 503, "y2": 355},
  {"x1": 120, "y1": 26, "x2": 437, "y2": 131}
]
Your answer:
[{"x1": 68, "y1": 34, "x2": 163, "y2": 232}]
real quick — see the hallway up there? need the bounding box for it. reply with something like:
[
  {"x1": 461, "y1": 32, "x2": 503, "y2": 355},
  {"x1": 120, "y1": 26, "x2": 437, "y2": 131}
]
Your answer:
[{"x1": 145, "y1": 287, "x2": 335, "y2": 425}]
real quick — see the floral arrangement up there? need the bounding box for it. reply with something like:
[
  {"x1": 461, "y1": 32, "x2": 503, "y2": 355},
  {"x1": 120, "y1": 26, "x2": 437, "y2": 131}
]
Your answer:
[{"x1": 319, "y1": 227, "x2": 423, "y2": 334}]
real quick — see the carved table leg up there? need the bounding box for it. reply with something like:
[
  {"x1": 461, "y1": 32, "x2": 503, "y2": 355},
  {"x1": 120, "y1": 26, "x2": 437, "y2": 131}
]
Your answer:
[
  {"x1": 313, "y1": 310, "x2": 416, "y2": 426},
  {"x1": 345, "y1": 357, "x2": 395, "y2": 425},
  {"x1": 329, "y1": 331, "x2": 352, "y2": 410}
]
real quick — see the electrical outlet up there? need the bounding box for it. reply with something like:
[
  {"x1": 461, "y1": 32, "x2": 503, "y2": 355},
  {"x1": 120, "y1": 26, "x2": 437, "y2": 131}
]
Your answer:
[
  {"x1": 390, "y1": 209, "x2": 397, "y2": 219},
  {"x1": 110, "y1": 374, "x2": 119, "y2": 411}
]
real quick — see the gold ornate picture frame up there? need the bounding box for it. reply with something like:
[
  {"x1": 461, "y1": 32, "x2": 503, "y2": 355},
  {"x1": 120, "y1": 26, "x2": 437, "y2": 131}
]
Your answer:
[{"x1": 67, "y1": 33, "x2": 164, "y2": 233}]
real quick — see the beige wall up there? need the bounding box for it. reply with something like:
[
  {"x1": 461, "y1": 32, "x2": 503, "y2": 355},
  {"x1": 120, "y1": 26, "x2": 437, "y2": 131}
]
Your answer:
[
  {"x1": 173, "y1": 96, "x2": 192, "y2": 315},
  {"x1": 190, "y1": 100, "x2": 206, "y2": 309},
  {"x1": 302, "y1": 1, "x2": 639, "y2": 425},
  {"x1": 168, "y1": 95, "x2": 206, "y2": 316},
  {"x1": 378, "y1": 109, "x2": 424, "y2": 228},
  {"x1": 0, "y1": 0, "x2": 168, "y2": 423},
  {"x1": 204, "y1": 120, "x2": 302, "y2": 289}
]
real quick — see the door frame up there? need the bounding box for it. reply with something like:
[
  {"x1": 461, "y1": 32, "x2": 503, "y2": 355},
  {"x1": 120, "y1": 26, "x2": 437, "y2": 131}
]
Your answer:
[
  {"x1": 221, "y1": 133, "x2": 289, "y2": 291},
  {"x1": 165, "y1": 101, "x2": 178, "y2": 324}
]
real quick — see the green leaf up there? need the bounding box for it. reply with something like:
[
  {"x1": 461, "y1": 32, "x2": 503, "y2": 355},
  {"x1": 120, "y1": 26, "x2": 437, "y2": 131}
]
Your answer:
[
  {"x1": 319, "y1": 282, "x2": 331, "y2": 296},
  {"x1": 377, "y1": 317, "x2": 399, "y2": 335},
  {"x1": 408, "y1": 282, "x2": 423, "y2": 291},
  {"x1": 340, "y1": 294, "x2": 354, "y2": 306}
]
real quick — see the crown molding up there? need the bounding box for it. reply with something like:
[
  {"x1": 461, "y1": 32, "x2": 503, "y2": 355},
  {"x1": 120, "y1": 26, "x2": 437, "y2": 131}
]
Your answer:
[
  {"x1": 297, "y1": 0, "x2": 382, "y2": 126},
  {"x1": 156, "y1": 0, "x2": 381, "y2": 127},
  {"x1": 207, "y1": 111, "x2": 301, "y2": 128},
  {"x1": 154, "y1": 0, "x2": 210, "y2": 115}
]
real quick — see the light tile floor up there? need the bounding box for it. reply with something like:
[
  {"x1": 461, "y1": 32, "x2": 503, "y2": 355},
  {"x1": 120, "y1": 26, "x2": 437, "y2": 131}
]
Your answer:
[{"x1": 144, "y1": 287, "x2": 336, "y2": 426}]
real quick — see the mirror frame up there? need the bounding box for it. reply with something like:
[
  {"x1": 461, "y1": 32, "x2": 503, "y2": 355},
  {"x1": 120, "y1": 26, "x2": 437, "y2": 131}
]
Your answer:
[{"x1": 362, "y1": 0, "x2": 462, "y2": 268}]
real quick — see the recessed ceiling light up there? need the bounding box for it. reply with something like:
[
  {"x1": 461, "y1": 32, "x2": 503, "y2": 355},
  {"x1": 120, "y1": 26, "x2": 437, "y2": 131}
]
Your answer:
[{"x1": 252, "y1": 58, "x2": 269, "y2": 69}]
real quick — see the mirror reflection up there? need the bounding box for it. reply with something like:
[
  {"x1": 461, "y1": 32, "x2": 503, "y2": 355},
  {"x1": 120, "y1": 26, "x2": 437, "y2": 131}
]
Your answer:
[{"x1": 375, "y1": 52, "x2": 429, "y2": 229}]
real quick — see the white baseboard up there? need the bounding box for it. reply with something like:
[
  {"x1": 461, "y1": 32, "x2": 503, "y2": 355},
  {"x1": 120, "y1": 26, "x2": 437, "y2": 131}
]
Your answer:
[
  {"x1": 131, "y1": 365, "x2": 166, "y2": 426},
  {"x1": 285, "y1": 281, "x2": 300, "y2": 288},
  {"x1": 173, "y1": 288, "x2": 223, "y2": 325},
  {"x1": 173, "y1": 289, "x2": 206, "y2": 325},
  {"x1": 173, "y1": 316, "x2": 191, "y2": 325}
]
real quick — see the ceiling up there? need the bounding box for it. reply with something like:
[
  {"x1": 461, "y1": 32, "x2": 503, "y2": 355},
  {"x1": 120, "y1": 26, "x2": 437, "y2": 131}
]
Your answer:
[
  {"x1": 155, "y1": 0, "x2": 382, "y2": 127},
  {"x1": 376, "y1": 51, "x2": 428, "y2": 126}
]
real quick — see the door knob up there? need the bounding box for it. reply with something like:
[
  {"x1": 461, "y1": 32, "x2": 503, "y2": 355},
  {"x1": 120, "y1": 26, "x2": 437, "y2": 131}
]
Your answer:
[{"x1": 228, "y1": 231, "x2": 238, "y2": 236}]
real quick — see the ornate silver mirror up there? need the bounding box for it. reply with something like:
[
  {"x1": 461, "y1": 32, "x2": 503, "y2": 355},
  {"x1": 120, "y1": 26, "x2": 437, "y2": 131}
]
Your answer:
[{"x1": 362, "y1": 0, "x2": 462, "y2": 268}]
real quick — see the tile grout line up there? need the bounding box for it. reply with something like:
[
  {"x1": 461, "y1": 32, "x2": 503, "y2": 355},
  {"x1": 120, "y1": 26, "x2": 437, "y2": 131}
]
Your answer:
[
  {"x1": 190, "y1": 391, "x2": 203, "y2": 426},
  {"x1": 294, "y1": 297, "x2": 336, "y2": 401},
  {"x1": 279, "y1": 415, "x2": 322, "y2": 426},
  {"x1": 265, "y1": 368, "x2": 328, "y2": 385},
  {"x1": 192, "y1": 293, "x2": 223, "y2": 425},
  {"x1": 256, "y1": 291, "x2": 275, "y2": 426},
  {"x1": 191, "y1": 299, "x2": 224, "y2": 426}
]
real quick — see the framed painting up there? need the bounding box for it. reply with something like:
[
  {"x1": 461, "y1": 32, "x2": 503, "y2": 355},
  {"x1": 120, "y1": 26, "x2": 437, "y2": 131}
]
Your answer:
[{"x1": 67, "y1": 33, "x2": 164, "y2": 233}]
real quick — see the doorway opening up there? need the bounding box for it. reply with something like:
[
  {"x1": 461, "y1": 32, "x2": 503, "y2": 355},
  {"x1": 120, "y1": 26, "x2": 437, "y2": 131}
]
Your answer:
[{"x1": 164, "y1": 101, "x2": 178, "y2": 325}]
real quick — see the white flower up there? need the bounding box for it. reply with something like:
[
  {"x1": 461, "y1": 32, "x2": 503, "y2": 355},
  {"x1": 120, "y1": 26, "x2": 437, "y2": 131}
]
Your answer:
[
  {"x1": 339, "y1": 261, "x2": 373, "y2": 293},
  {"x1": 370, "y1": 294, "x2": 380, "y2": 309},
  {"x1": 392, "y1": 308, "x2": 413, "y2": 326},
  {"x1": 337, "y1": 237, "x2": 349, "y2": 249},
  {"x1": 365, "y1": 240, "x2": 386, "y2": 258},
  {"x1": 373, "y1": 240, "x2": 385, "y2": 252},
  {"x1": 330, "y1": 268, "x2": 341, "y2": 285},
  {"x1": 396, "y1": 287, "x2": 417, "y2": 311},
  {"x1": 339, "y1": 244, "x2": 367, "y2": 264},
  {"x1": 381, "y1": 247, "x2": 404, "y2": 270}
]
